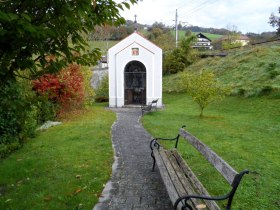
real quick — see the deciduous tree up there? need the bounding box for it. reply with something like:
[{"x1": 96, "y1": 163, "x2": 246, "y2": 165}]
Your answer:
[
  {"x1": 0, "y1": 0, "x2": 139, "y2": 84},
  {"x1": 269, "y1": 7, "x2": 280, "y2": 35},
  {"x1": 0, "y1": 0, "x2": 138, "y2": 151},
  {"x1": 163, "y1": 35, "x2": 197, "y2": 74},
  {"x1": 222, "y1": 24, "x2": 242, "y2": 49},
  {"x1": 179, "y1": 71, "x2": 229, "y2": 117}
]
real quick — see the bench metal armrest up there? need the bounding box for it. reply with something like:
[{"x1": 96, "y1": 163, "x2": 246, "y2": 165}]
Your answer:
[
  {"x1": 150, "y1": 136, "x2": 180, "y2": 150},
  {"x1": 174, "y1": 169, "x2": 249, "y2": 210},
  {"x1": 152, "y1": 125, "x2": 186, "y2": 149},
  {"x1": 151, "y1": 99, "x2": 158, "y2": 110},
  {"x1": 149, "y1": 135, "x2": 180, "y2": 172},
  {"x1": 174, "y1": 193, "x2": 231, "y2": 210},
  {"x1": 141, "y1": 104, "x2": 153, "y2": 116},
  {"x1": 156, "y1": 135, "x2": 180, "y2": 148}
]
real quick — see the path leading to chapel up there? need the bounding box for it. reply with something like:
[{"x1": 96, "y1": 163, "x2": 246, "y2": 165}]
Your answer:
[{"x1": 93, "y1": 108, "x2": 172, "y2": 210}]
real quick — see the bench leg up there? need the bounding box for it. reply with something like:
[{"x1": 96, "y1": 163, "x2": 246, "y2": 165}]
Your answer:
[
  {"x1": 150, "y1": 139, "x2": 159, "y2": 172},
  {"x1": 151, "y1": 151, "x2": 156, "y2": 172}
]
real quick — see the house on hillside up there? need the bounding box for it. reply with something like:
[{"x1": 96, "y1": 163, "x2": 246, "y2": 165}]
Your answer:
[
  {"x1": 192, "y1": 33, "x2": 213, "y2": 50},
  {"x1": 234, "y1": 35, "x2": 250, "y2": 46},
  {"x1": 217, "y1": 34, "x2": 250, "y2": 46}
]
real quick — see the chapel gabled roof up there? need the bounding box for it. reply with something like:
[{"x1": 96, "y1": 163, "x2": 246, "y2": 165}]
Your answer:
[{"x1": 109, "y1": 32, "x2": 162, "y2": 55}]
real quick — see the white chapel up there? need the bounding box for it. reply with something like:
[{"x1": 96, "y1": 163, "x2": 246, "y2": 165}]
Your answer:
[{"x1": 108, "y1": 32, "x2": 162, "y2": 108}]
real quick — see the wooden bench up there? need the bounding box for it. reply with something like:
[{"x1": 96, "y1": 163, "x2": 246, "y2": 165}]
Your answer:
[
  {"x1": 150, "y1": 126, "x2": 249, "y2": 210},
  {"x1": 141, "y1": 99, "x2": 158, "y2": 116}
]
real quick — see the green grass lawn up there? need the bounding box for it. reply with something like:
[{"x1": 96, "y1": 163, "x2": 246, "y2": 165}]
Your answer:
[
  {"x1": 0, "y1": 104, "x2": 115, "y2": 210},
  {"x1": 142, "y1": 93, "x2": 280, "y2": 210}
]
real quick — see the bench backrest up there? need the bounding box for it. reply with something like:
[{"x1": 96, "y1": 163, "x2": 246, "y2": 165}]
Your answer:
[{"x1": 179, "y1": 128, "x2": 238, "y2": 185}]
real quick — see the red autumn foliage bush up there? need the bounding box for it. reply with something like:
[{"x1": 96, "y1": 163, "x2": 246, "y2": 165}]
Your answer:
[{"x1": 33, "y1": 64, "x2": 85, "y2": 113}]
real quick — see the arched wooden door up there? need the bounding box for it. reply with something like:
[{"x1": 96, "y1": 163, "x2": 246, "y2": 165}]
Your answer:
[{"x1": 124, "y1": 61, "x2": 146, "y2": 105}]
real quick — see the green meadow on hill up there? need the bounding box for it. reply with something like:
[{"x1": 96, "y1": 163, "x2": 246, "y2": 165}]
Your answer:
[{"x1": 164, "y1": 45, "x2": 280, "y2": 97}]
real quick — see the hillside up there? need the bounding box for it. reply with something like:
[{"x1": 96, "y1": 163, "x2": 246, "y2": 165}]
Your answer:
[{"x1": 164, "y1": 45, "x2": 280, "y2": 97}]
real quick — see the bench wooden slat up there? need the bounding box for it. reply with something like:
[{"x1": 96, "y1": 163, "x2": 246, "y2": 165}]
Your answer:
[
  {"x1": 153, "y1": 148, "x2": 183, "y2": 209},
  {"x1": 179, "y1": 128, "x2": 238, "y2": 185},
  {"x1": 159, "y1": 149, "x2": 197, "y2": 209},
  {"x1": 159, "y1": 149, "x2": 188, "y2": 197},
  {"x1": 172, "y1": 150, "x2": 221, "y2": 210},
  {"x1": 167, "y1": 150, "x2": 206, "y2": 209}
]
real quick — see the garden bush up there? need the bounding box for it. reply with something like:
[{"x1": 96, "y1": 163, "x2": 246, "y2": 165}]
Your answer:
[
  {"x1": 81, "y1": 66, "x2": 95, "y2": 106},
  {"x1": 33, "y1": 64, "x2": 85, "y2": 114},
  {"x1": 0, "y1": 81, "x2": 37, "y2": 158},
  {"x1": 95, "y1": 73, "x2": 109, "y2": 102},
  {"x1": 163, "y1": 35, "x2": 198, "y2": 75},
  {"x1": 179, "y1": 71, "x2": 230, "y2": 117},
  {"x1": 0, "y1": 64, "x2": 89, "y2": 158},
  {"x1": 163, "y1": 49, "x2": 186, "y2": 74},
  {"x1": 35, "y1": 95, "x2": 57, "y2": 125}
]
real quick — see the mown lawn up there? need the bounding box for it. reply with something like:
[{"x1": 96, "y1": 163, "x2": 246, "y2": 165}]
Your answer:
[
  {"x1": 0, "y1": 104, "x2": 115, "y2": 210},
  {"x1": 142, "y1": 93, "x2": 280, "y2": 210}
]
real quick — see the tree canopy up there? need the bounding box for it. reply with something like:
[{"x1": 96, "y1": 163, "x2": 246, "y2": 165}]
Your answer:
[
  {"x1": 269, "y1": 7, "x2": 280, "y2": 35},
  {"x1": 179, "y1": 71, "x2": 229, "y2": 117},
  {"x1": 0, "y1": 0, "x2": 138, "y2": 84}
]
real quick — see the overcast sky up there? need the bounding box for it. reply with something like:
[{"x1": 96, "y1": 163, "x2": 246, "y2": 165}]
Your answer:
[{"x1": 118, "y1": 0, "x2": 279, "y2": 34}]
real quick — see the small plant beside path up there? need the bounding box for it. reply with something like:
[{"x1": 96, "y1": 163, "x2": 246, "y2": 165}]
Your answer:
[{"x1": 179, "y1": 71, "x2": 229, "y2": 117}]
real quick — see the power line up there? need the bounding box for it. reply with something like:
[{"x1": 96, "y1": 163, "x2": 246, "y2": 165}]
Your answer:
[
  {"x1": 177, "y1": 0, "x2": 206, "y2": 11},
  {"x1": 180, "y1": 0, "x2": 218, "y2": 18},
  {"x1": 180, "y1": 0, "x2": 219, "y2": 19}
]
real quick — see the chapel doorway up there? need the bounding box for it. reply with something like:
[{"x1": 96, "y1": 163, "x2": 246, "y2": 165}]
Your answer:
[{"x1": 124, "y1": 61, "x2": 146, "y2": 105}]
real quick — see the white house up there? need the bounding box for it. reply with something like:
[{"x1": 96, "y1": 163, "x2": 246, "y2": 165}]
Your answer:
[
  {"x1": 108, "y1": 32, "x2": 162, "y2": 108},
  {"x1": 192, "y1": 33, "x2": 213, "y2": 50},
  {"x1": 234, "y1": 35, "x2": 250, "y2": 46}
]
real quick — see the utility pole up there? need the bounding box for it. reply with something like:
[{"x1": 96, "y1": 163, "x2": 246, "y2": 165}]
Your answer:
[
  {"x1": 175, "y1": 9, "x2": 178, "y2": 48},
  {"x1": 134, "y1": 14, "x2": 137, "y2": 32}
]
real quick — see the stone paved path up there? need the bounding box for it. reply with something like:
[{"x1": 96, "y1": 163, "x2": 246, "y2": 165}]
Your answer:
[{"x1": 93, "y1": 108, "x2": 172, "y2": 210}]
